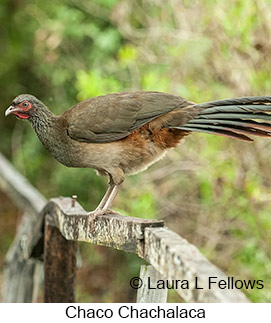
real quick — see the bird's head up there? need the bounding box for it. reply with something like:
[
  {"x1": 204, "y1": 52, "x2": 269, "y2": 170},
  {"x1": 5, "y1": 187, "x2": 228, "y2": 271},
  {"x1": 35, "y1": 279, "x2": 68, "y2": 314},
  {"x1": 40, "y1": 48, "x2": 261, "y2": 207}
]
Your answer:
[{"x1": 5, "y1": 94, "x2": 45, "y2": 120}]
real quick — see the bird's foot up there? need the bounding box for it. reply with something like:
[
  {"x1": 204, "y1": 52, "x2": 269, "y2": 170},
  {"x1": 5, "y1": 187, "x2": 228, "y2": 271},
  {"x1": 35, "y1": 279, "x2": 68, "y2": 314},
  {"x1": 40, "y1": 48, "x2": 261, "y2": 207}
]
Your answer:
[
  {"x1": 87, "y1": 209, "x2": 103, "y2": 231},
  {"x1": 87, "y1": 208, "x2": 120, "y2": 231}
]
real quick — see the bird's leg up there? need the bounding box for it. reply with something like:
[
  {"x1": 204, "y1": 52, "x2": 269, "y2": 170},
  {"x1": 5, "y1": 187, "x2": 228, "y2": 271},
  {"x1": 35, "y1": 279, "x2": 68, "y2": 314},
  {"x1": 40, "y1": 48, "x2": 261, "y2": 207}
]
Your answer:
[
  {"x1": 95, "y1": 184, "x2": 115, "y2": 210},
  {"x1": 101, "y1": 184, "x2": 120, "y2": 211},
  {"x1": 88, "y1": 184, "x2": 120, "y2": 217},
  {"x1": 88, "y1": 184, "x2": 121, "y2": 231},
  {"x1": 88, "y1": 170, "x2": 124, "y2": 230},
  {"x1": 87, "y1": 185, "x2": 114, "y2": 229}
]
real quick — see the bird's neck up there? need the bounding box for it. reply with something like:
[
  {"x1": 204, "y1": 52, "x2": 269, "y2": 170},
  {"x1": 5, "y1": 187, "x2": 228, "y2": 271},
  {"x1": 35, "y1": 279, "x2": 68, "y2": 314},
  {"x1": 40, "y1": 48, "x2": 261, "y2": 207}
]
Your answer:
[
  {"x1": 29, "y1": 108, "x2": 56, "y2": 137},
  {"x1": 29, "y1": 108, "x2": 74, "y2": 168},
  {"x1": 28, "y1": 108, "x2": 65, "y2": 158}
]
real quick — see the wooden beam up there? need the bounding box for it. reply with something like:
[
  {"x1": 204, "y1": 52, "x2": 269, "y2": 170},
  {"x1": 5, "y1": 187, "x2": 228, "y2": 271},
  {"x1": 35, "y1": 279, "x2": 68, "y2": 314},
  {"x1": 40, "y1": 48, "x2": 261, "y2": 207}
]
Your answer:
[
  {"x1": 143, "y1": 227, "x2": 250, "y2": 303},
  {"x1": 42, "y1": 197, "x2": 164, "y2": 254},
  {"x1": 44, "y1": 216, "x2": 77, "y2": 303},
  {"x1": 0, "y1": 153, "x2": 46, "y2": 302},
  {"x1": 0, "y1": 153, "x2": 46, "y2": 215},
  {"x1": 42, "y1": 197, "x2": 250, "y2": 303}
]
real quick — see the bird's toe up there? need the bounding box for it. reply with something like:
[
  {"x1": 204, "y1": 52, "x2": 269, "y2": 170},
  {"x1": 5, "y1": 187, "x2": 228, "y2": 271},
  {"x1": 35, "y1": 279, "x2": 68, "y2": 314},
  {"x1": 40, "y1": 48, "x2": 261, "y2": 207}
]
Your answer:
[
  {"x1": 103, "y1": 209, "x2": 120, "y2": 216},
  {"x1": 87, "y1": 209, "x2": 102, "y2": 231},
  {"x1": 87, "y1": 208, "x2": 120, "y2": 232}
]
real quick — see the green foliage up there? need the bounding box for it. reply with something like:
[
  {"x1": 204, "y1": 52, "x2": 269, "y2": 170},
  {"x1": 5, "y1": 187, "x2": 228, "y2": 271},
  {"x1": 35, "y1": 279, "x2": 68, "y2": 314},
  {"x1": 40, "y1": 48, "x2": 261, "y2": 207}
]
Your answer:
[
  {"x1": 117, "y1": 186, "x2": 157, "y2": 220},
  {"x1": 118, "y1": 44, "x2": 138, "y2": 66},
  {"x1": 1, "y1": 0, "x2": 271, "y2": 303},
  {"x1": 76, "y1": 69, "x2": 122, "y2": 100}
]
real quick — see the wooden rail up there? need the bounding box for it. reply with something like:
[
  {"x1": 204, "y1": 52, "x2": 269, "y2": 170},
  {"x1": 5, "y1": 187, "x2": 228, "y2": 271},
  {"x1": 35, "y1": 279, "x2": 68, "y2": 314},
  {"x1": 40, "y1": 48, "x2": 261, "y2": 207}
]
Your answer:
[
  {"x1": 0, "y1": 153, "x2": 46, "y2": 302},
  {"x1": 0, "y1": 152, "x2": 250, "y2": 303}
]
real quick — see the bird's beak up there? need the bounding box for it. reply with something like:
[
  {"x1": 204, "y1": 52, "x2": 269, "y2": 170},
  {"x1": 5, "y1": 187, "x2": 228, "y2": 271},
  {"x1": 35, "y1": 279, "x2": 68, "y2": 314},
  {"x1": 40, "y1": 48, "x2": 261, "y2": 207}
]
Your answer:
[{"x1": 5, "y1": 106, "x2": 17, "y2": 116}]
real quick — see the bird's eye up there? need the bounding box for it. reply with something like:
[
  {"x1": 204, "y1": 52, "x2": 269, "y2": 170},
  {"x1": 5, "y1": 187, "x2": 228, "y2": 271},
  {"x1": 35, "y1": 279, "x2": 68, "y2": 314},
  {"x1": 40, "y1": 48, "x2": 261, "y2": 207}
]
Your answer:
[{"x1": 22, "y1": 102, "x2": 29, "y2": 108}]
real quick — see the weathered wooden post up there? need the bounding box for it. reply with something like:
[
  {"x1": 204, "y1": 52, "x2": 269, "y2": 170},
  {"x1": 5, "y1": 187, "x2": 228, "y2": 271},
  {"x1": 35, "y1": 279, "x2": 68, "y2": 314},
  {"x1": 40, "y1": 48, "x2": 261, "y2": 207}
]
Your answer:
[
  {"x1": 44, "y1": 215, "x2": 77, "y2": 303},
  {"x1": 137, "y1": 265, "x2": 168, "y2": 302}
]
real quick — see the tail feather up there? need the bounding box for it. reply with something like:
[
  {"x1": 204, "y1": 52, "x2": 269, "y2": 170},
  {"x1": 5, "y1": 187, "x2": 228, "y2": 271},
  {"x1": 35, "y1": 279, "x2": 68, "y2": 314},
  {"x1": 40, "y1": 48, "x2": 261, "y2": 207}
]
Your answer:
[
  {"x1": 178, "y1": 123, "x2": 271, "y2": 137},
  {"x1": 193, "y1": 96, "x2": 271, "y2": 109},
  {"x1": 173, "y1": 96, "x2": 271, "y2": 142},
  {"x1": 177, "y1": 126, "x2": 253, "y2": 142},
  {"x1": 199, "y1": 105, "x2": 271, "y2": 115},
  {"x1": 197, "y1": 113, "x2": 271, "y2": 121},
  {"x1": 185, "y1": 119, "x2": 271, "y2": 131}
]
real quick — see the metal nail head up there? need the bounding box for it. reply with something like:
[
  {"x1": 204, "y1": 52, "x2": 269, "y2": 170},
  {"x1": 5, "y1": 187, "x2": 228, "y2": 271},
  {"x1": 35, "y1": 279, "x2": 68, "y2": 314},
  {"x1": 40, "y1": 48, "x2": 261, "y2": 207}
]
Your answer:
[{"x1": 71, "y1": 195, "x2": 77, "y2": 207}]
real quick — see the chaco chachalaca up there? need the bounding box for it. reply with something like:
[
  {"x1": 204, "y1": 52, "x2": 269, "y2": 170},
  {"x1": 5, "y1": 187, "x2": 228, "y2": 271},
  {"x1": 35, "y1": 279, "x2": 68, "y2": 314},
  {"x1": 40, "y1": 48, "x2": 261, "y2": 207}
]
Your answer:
[{"x1": 5, "y1": 92, "x2": 271, "y2": 220}]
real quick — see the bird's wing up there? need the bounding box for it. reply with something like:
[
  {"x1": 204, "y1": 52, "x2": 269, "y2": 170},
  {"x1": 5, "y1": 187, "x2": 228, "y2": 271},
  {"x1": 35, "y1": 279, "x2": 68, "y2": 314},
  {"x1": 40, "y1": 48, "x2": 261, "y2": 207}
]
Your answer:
[{"x1": 65, "y1": 91, "x2": 190, "y2": 143}]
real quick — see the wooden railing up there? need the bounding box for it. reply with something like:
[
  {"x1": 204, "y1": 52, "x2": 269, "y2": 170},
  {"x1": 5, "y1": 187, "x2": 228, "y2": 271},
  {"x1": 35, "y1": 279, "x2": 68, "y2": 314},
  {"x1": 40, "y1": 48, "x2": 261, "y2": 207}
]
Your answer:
[{"x1": 0, "y1": 152, "x2": 249, "y2": 303}]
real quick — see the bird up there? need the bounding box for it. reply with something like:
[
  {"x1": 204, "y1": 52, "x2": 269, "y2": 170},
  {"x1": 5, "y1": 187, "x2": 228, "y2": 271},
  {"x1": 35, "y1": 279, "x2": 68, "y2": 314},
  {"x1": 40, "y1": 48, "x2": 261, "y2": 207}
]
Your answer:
[{"x1": 5, "y1": 91, "x2": 271, "y2": 222}]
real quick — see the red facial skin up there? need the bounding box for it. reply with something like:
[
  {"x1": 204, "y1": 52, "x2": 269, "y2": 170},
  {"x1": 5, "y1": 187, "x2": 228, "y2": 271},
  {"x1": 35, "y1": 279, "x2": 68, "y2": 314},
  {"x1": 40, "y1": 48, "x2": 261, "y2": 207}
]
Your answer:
[{"x1": 13, "y1": 101, "x2": 32, "y2": 119}]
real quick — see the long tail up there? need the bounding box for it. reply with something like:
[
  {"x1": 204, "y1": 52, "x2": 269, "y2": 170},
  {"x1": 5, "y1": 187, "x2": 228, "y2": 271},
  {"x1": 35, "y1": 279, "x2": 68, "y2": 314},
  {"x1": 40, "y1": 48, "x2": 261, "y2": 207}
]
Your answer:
[{"x1": 174, "y1": 96, "x2": 271, "y2": 142}]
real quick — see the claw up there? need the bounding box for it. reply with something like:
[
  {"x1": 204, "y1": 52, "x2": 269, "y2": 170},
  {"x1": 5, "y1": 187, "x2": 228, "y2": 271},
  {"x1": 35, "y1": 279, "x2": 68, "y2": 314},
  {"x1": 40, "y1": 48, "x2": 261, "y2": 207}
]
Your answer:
[{"x1": 87, "y1": 209, "x2": 103, "y2": 232}]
